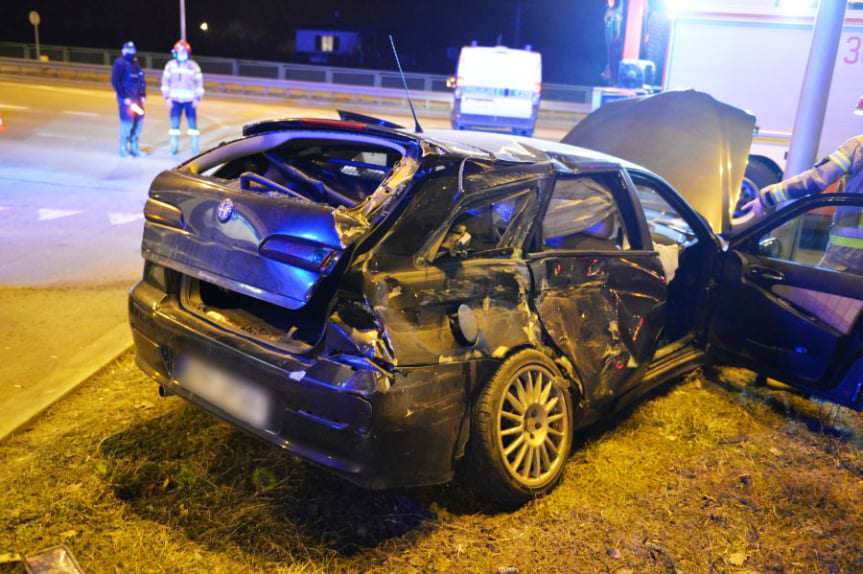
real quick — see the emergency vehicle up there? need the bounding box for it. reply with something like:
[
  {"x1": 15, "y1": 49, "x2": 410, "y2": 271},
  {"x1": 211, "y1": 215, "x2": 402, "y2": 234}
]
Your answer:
[{"x1": 661, "y1": 0, "x2": 863, "y2": 193}]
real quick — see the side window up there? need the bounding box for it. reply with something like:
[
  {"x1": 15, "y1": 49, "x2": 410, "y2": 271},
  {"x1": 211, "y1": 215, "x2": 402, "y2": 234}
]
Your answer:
[
  {"x1": 541, "y1": 175, "x2": 629, "y2": 251},
  {"x1": 753, "y1": 204, "x2": 863, "y2": 276},
  {"x1": 632, "y1": 179, "x2": 698, "y2": 248},
  {"x1": 438, "y1": 189, "x2": 535, "y2": 258}
]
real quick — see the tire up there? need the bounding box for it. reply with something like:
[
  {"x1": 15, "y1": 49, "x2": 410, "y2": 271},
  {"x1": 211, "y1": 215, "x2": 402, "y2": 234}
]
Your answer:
[
  {"x1": 735, "y1": 157, "x2": 782, "y2": 216},
  {"x1": 466, "y1": 349, "x2": 575, "y2": 506},
  {"x1": 746, "y1": 157, "x2": 782, "y2": 189}
]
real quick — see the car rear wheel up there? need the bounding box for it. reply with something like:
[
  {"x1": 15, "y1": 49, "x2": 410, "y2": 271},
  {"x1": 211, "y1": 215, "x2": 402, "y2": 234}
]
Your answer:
[{"x1": 467, "y1": 349, "x2": 574, "y2": 506}]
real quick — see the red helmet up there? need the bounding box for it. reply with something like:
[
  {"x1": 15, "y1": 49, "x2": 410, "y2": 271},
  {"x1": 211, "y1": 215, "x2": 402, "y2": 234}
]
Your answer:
[{"x1": 172, "y1": 40, "x2": 191, "y2": 57}]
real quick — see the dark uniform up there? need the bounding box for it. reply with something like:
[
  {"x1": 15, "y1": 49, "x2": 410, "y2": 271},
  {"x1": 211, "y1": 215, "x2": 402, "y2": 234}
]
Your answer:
[{"x1": 111, "y1": 41, "x2": 146, "y2": 157}]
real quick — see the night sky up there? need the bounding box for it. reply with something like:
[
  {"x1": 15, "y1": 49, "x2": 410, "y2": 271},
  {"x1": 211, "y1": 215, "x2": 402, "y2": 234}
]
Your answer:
[{"x1": 0, "y1": 0, "x2": 609, "y2": 84}]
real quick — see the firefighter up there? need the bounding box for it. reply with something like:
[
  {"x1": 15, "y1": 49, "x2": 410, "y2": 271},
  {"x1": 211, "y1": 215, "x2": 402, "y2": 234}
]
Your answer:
[
  {"x1": 161, "y1": 40, "x2": 204, "y2": 155},
  {"x1": 743, "y1": 136, "x2": 863, "y2": 274},
  {"x1": 603, "y1": 0, "x2": 624, "y2": 85},
  {"x1": 111, "y1": 41, "x2": 146, "y2": 157}
]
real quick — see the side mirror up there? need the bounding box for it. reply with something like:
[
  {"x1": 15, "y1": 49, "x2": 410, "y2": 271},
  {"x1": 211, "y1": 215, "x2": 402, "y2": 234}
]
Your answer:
[
  {"x1": 438, "y1": 224, "x2": 472, "y2": 260},
  {"x1": 757, "y1": 236, "x2": 783, "y2": 258}
]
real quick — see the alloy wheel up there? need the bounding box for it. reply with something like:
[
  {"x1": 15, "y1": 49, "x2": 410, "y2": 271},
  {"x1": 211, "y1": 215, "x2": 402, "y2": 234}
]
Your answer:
[{"x1": 495, "y1": 364, "x2": 570, "y2": 487}]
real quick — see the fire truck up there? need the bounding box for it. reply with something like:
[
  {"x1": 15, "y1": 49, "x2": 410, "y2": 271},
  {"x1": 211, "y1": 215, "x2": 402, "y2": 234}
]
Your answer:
[{"x1": 658, "y1": 0, "x2": 863, "y2": 195}]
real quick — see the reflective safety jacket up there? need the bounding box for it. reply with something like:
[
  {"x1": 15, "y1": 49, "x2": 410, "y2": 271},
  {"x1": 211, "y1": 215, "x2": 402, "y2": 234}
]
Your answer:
[
  {"x1": 760, "y1": 136, "x2": 863, "y2": 272},
  {"x1": 161, "y1": 59, "x2": 204, "y2": 103}
]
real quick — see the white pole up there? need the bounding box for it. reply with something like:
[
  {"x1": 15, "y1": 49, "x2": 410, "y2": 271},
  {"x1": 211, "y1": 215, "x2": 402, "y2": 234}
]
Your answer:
[
  {"x1": 180, "y1": 0, "x2": 187, "y2": 41},
  {"x1": 785, "y1": 0, "x2": 848, "y2": 177}
]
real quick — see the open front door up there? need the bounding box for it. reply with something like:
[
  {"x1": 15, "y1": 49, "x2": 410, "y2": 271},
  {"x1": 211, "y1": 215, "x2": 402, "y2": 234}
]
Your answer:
[{"x1": 709, "y1": 193, "x2": 863, "y2": 410}]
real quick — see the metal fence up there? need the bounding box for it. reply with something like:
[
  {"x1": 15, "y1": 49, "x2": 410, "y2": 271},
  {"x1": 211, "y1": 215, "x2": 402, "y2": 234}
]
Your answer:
[{"x1": 0, "y1": 41, "x2": 594, "y2": 106}]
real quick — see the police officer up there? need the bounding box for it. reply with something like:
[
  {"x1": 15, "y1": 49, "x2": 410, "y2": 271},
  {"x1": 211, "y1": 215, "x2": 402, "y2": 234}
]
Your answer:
[
  {"x1": 111, "y1": 41, "x2": 146, "y2": 157},
  {"x1": 161, "y1": 40, "x2": 204, "y2": 155},
  {"x1": 744, "y1": 136, "x2": 863, "y2": 274}
]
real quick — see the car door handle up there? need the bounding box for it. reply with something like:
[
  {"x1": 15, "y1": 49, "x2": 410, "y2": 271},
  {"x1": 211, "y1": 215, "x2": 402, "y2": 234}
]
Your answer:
[{"x1": 748, "y1": 266, "x2": 785, "y2": 282}]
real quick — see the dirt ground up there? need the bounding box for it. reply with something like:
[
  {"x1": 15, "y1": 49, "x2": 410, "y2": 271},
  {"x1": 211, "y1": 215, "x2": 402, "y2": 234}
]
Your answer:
[{"x1": 0, "y1": 353, "x2": 861, "y2": 574}]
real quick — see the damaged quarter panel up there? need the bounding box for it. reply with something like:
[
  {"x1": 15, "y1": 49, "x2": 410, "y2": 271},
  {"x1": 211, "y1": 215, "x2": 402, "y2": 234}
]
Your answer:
[{"x1": 358, "y1": 161, "x2": 552, "y2": 367}]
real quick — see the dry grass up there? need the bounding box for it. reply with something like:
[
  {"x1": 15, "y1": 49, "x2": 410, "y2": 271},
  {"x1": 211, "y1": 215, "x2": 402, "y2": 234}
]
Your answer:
[{"x1": 1, "y1": 354, "x2": 862, "y2": 573}]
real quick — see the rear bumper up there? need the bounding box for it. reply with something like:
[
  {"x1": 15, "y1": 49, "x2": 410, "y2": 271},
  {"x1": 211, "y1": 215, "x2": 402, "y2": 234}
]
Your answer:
[
  {"x1": 451, "y1": 109, "x2": 537, "y2": 132},
  {"x1": 129, "y1": 279, "x2": 474, "y2": 489}
]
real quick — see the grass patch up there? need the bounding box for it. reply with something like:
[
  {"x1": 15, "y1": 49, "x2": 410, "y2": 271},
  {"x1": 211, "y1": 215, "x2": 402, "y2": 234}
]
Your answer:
[{"x1": 1, "y1": 356, "x2": 861, "y2": 573}]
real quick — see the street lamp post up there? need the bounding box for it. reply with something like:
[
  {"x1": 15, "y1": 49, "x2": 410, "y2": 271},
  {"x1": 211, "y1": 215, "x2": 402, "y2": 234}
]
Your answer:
[
  {"x1": 179, "y1": 0, "x2": 187, "y2": 41},
  {"x1": 785, "y1": 0, "x2": 848, "y2": 177}
]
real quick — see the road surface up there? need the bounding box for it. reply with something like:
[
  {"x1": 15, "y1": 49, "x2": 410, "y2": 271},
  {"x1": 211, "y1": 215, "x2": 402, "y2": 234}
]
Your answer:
[{"x1": 0, "y1": 77, "x2": 569, "y2": 438}]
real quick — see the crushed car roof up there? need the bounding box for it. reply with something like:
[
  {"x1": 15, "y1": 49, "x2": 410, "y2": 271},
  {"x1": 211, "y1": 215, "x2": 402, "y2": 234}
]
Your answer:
[
  {"x1": 418, "y1": 128, "x2": 640, "y2": 169},
  {"x1": 241, "y1": 118, "x2": 642, "y2": 171}
]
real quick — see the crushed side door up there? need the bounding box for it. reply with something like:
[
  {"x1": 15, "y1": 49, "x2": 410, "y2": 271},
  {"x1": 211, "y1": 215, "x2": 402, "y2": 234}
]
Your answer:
[{"x1": 527, "y1": 170, "x2": 667, "y2": 407}]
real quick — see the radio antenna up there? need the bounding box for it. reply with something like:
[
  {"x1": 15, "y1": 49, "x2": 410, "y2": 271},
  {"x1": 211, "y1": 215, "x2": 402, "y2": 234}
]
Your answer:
[{"x1": 388, "y1": 34, "x2": 423, "y2": 133}]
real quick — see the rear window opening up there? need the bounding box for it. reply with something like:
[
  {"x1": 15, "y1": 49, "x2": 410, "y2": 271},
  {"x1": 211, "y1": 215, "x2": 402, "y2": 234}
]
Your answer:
[
  {"x1": 180, "y1": 276, "x2": 328, "y2": 352},
  {"x1": 204, "y1": 137, "x2": 404, "y2": 209}
]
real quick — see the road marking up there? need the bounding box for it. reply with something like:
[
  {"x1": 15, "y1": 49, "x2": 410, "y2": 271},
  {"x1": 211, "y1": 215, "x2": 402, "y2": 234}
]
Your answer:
[
  {"x1": 0, "y1": 81, "x2": 115, "y2": 99},
  {"x1": 201, "y1": 112, "x2": 228, "y2": 128},
  {"x1": 35, "y1": 132, "x2": 89, "y2": 141},
  {"x1": 63, "y1": 110, "x2": 101, "y2": 118},
  {"x1": 108, "y1": 212, "x2": 144, "y2": 225},
  {"x1": 37, "y1": 208, "x2": 84, "y2": 221},
  {"x1": 0, "y1": 104, "x2": 29, "y2": 110}
]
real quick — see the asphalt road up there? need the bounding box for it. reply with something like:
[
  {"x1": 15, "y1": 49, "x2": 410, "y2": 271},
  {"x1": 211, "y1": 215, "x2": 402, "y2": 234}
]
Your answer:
[{"x1": 0, "y1": 77, "x2": 569, "y2": 438}]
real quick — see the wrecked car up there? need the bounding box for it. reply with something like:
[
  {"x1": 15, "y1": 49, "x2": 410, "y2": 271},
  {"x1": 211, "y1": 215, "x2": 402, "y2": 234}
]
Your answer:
[{"x1": 130, "y1": 94, "x2": 863, "y2": 505}]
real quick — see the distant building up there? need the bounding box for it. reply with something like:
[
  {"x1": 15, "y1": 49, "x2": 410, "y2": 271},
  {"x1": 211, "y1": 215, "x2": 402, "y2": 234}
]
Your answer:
[{"x1": 295, "y1": 28, "x2": 362, "y2": 65}]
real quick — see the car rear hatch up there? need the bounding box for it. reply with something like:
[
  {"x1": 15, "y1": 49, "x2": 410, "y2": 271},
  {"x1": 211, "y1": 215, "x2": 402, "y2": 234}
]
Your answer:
[
  {"x1": 143, "y1": 171, "x2": 353, "y2": 312},
  {"x1": 142, "y1": 125, "x2": 421, "y2": 320}
]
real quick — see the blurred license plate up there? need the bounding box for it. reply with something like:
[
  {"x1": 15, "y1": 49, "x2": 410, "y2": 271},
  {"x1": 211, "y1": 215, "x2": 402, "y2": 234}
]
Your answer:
[{"x1": 176, "y1": 356, "x2": 270, "y2": 429}]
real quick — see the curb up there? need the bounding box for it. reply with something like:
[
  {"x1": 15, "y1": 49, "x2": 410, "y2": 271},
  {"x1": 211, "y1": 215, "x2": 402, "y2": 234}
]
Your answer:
[{"x1": 0, "y1": 323, "x2": 133, "y2": 441}]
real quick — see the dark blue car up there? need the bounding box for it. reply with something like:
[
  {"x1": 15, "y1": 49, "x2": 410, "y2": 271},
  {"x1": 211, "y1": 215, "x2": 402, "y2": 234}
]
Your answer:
[{"x1": 130, "y1": 96, "x2": 863, "y2": 505}]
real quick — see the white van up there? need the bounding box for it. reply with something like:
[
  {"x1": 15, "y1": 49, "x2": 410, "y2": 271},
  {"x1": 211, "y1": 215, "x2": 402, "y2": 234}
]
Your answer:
[{"x1": 451, "y1": 46, "x2": 542, "y2": 136}]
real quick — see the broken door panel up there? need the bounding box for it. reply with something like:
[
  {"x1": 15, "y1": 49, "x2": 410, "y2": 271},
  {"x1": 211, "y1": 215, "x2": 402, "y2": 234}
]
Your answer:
[{"x1": 529, "y1": 254, "x2": 665, "y2": 406}]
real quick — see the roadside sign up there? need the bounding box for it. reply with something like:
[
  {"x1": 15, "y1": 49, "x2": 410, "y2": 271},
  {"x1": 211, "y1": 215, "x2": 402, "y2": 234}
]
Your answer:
[{"x1": 29, "y1": 11, "x2": 42, "y2": 60}]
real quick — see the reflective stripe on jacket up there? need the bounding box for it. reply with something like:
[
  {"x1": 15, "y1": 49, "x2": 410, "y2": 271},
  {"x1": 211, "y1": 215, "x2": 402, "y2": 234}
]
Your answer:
[
  {"x1": 759, "y1": 137, "x2": 863, "y2": 270},
  {"x1": 761, "y1": 136, "x2": 863, "y2": 205},
  {"x1": 161, "y1": 59, "x2": 204, "y2": 103}
]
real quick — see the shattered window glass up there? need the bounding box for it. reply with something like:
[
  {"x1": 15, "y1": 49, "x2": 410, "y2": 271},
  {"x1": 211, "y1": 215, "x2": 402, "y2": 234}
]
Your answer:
[
  {"x1": 542, "y1": 176, "x2": 628, "y2": 251},
  {"x1": 446, "y1": 190, "x2": 534, "y2": 256},
  {"x1": 634, "y1": 183, "x2": 697, "y2": 248},
  {"x1": 380, "y1": 159, "x2": 462, "y2": 256},
  {"x1": 632, "y1": 179, "x2": 698, "y2": 283}
]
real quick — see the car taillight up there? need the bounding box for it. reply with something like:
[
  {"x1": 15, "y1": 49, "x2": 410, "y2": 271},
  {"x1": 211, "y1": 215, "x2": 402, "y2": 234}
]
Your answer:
[
  {"x1": 534, "y1": 82, "x2": 542, "y2": 95},
  {"x1": 259, "y1": 235, "x2": 341, "y2": 273},
  {"x1": 144, "y1": 198, "x2": 185, "y2": 230}
]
